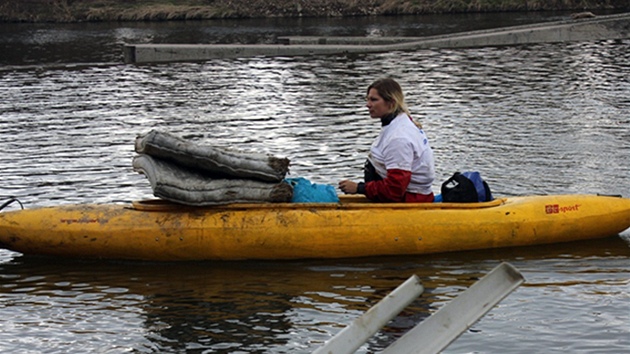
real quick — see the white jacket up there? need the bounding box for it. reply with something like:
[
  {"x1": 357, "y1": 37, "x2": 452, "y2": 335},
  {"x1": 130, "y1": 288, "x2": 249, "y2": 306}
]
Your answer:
[{"x1": 367, "y1": 113, "x2": 435, "y2": 195}]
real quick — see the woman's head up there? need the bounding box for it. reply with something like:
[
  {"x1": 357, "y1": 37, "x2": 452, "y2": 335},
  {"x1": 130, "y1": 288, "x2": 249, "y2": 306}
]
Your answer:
[{"x1": 366, "y1": 78, "x2": 409, "y2": 118}]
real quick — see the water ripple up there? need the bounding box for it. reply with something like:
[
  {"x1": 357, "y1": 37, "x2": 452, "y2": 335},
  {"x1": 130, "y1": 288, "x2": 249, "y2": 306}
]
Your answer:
[{"x1": 0, "y1": 24, "x2": 629, "y2": 354}]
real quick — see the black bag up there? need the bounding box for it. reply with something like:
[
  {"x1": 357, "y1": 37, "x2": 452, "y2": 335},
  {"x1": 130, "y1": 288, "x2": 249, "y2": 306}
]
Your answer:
[{"x1": 441, "y1": 171, "x2": 493, "y2": 203}]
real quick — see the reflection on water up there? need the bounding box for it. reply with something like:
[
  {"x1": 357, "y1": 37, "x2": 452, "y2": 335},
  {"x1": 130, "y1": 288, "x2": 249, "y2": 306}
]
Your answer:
[
  {"x1": 0, "y1": 14, "x2": 630, "y2": 354},
  {"x1": 0, "y1": 237, "x2": 628, "y2": 353},
  {"x1": 0, "y1": 238, "x2": 630, "y2": 353}
]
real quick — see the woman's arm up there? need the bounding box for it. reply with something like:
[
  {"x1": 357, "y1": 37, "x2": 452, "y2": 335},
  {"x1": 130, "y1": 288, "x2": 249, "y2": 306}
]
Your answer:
[{"x1": 363, "y1": 168, "x2": 412, "y2": 202}]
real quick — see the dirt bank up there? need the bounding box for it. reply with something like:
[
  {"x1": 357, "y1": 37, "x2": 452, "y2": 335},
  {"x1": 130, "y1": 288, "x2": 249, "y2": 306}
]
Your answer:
[{"x1": 1, "y1": 0, "x2": 628, "y2": 23}]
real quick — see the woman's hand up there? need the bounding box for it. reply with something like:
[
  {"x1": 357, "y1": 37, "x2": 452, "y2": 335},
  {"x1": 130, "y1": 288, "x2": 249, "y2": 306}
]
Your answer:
[{"x1": 338, "y1": 180, "x2": 358, "y2": 194}]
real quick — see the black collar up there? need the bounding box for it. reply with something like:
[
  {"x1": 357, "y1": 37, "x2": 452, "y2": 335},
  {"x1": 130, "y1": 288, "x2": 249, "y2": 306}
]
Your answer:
[{"x1": 380, "y1": 113, "x2": 398, "y2": 126}]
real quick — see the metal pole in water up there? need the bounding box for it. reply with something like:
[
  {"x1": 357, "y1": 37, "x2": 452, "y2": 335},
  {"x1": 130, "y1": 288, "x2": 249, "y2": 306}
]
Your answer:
[
  {"x1": 382, "y1": 262, "x2": 524, "y2": 354},
  {"x1": 312, "y1": 275, "x2": 424, "y2": 354}
]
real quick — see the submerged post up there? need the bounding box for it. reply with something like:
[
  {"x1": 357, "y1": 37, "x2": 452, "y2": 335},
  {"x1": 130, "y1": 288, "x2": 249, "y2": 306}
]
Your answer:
[
  {"x1": 312, "y1": 262, "x2": 524, "y2": 354},
  {"x1": 382, "y1": 262, "x2": 524, "y2": 354},
  {"x1": 312, "y1": 275, "x2": 424, "y2": 354}
]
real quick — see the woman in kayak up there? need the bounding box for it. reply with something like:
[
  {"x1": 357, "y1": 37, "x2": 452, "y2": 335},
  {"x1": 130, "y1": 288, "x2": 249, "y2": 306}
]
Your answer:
[{"x1": 338, "y1": 78, "x2": 435, "y2": 202}]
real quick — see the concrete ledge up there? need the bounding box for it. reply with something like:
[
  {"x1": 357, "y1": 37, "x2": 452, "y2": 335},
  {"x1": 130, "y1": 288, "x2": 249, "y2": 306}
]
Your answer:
[
  {"x1": 276, "y1": 36, "x2": 419, "y2": 45},
  {"x1": 124, "y1": 12, "x2": 630, "y2": 64}
]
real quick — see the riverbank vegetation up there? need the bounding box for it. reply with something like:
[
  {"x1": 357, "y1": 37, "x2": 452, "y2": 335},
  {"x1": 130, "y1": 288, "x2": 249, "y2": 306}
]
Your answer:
[{"x1": 1, "y1": 0, "x2": 628, "y2": 22}]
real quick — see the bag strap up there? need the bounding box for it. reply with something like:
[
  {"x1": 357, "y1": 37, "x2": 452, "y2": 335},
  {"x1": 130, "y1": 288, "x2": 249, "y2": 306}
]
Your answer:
[{"x1": 441, "y1": 172, "x2": 461, "y2": 189}]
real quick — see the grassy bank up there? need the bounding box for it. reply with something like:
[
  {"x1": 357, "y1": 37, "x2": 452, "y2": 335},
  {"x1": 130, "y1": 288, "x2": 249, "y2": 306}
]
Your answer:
[{"x1": 1, "y1": 0, "x2": 628, "y2": 23}]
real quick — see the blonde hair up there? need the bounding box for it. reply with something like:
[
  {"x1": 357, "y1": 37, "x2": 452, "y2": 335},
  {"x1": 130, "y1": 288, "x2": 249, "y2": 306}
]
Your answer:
[
  {"x1": 368, "y1": 78, "x2": 424, "y2": 128},
  {"x1": 367, "y1": 78, "x2": 410, "y2": 116}
]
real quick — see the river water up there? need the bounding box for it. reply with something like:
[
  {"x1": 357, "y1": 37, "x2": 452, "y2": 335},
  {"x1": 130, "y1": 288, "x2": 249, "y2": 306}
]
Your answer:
[{"x1": 1, "y1": 12, "x2": 630, "y2": 353}]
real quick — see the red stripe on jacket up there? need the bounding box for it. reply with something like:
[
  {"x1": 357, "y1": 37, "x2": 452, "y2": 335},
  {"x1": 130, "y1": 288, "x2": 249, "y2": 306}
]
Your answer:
[{"x1": 365, "y1": 169, "x2": 433, "y2": 203}]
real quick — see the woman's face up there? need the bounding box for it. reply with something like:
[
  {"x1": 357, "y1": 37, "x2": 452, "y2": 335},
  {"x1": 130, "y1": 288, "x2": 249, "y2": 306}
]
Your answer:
[{"x1": 366, "y1": 88, "x2": 393, "y2": 119}]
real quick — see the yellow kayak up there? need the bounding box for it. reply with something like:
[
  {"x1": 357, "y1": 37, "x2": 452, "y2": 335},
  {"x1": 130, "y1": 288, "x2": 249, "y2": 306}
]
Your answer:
[{"x1": 1, "y1": 194, "x2": 629, "y2": 261}]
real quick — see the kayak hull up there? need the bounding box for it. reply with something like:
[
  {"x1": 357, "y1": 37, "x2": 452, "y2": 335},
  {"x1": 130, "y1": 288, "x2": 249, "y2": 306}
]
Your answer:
[{"x1": 1, "y1": 194, "x2": 629, "y2": 261}]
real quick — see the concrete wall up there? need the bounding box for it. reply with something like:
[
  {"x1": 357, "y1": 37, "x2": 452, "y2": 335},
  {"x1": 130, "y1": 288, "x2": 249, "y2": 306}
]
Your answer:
[{"x1": 124, "y1": 12, "x2": 630, "y2": 64}]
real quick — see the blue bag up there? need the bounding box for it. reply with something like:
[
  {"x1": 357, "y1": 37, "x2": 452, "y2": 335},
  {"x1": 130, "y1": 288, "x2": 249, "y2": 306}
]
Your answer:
[{"x1": 285, "y1": 177, "x2": 339, "y2": 203}]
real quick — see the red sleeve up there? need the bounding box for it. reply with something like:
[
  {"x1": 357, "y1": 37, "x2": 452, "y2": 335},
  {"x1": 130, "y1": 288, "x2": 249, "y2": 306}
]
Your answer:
[{"x1": 365, "y1": 169, "x2": 411, "y2": 202}]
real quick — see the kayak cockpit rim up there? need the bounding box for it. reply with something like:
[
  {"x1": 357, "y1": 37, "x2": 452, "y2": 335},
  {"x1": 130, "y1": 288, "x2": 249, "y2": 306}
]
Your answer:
[{"x1": 129, "y1": 196, "x2": 507, "y2": 211}]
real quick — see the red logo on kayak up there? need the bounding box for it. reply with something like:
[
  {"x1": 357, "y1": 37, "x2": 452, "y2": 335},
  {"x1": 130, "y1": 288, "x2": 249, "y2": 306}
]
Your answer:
[
  {"x1": 545, "y1": 204, "x2": 581, "y2": 214},
  {"x1": 545, "y1": 205, "x2": 559, "y2": 214}
]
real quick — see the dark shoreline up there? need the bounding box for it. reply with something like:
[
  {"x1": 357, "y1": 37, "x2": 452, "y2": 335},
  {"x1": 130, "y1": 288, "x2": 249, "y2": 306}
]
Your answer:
[{"x1": 1, "y1": 0, "x2": 629, "y2": 23}]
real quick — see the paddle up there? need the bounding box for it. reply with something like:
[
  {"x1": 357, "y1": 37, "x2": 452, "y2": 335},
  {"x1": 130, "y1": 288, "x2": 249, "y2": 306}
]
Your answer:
[
  {"x1": 312, "y1": 275, "x2": 424, "y2": 354},
  {"x1": 381, "y1": 262, "x2": 524, "y2": 354}
]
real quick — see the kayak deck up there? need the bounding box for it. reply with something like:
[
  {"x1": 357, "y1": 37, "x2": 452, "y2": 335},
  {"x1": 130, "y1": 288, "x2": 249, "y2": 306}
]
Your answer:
[{"x1": 130, "y1": 195, "x2": 506, "y2": 211}]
